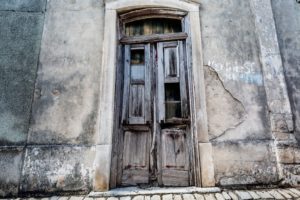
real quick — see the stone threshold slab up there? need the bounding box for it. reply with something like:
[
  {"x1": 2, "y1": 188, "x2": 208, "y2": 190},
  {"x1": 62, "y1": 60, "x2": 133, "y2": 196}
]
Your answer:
[{"x1": 89, "y1": 187, "x2": 221, "y2": 197}]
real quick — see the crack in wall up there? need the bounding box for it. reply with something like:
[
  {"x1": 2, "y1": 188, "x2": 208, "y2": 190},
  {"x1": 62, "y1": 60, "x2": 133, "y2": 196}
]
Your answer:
[{"x1": 204, "y1": 65, "x2": 247, "y2": 141}]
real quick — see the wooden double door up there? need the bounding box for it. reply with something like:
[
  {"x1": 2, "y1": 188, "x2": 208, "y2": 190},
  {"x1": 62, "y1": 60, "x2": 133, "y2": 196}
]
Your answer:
[{"x1": 116, "y1": 40, "x2": 194, "y2": 187}]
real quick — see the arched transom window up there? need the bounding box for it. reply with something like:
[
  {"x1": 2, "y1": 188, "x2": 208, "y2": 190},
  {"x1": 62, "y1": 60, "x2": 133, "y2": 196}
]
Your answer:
[
  {"x1": 125, "y1": 18, "x2": 182, "y2": 36},
  {"x1": 119, "y1": 8, "x2": 188, "y2": 44}
]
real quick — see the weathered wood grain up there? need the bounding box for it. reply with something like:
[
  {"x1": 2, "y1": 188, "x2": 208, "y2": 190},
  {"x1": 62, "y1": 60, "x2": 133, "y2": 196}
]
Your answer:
[{"x1": 120, "y1": 33, "x2": 188, "y2": 44}]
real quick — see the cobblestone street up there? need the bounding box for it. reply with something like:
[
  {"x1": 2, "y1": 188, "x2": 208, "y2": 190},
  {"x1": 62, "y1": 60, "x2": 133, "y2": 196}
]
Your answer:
[
  {"x1": 5, "y1": 187, "x2": 300, "y2": 200},
  {"x1": 1, "y1": 0, "x2": 300, "y2": 199}
]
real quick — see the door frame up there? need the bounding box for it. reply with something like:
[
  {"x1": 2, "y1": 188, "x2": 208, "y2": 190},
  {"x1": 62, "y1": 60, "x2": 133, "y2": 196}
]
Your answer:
[{"x1": 94, "y1": 0, "x2": 215, "y2": 191}]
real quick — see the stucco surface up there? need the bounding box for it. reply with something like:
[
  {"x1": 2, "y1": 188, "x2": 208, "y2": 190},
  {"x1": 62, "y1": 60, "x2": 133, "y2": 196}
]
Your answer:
[
  {"x1": 0, "y1": 148, "x2": 23, "y2": 196},
  {"x1": 272, "y1": 0, "x2": 300, "y2": 142},
  {"x1": 204, "y1": 66, "x2": 246, "y2": 140},
  {"x1": 0, "y1": 1, "x2": 45, "y2": 197},
  {"x1": 0, "y1": 0, "x2": 300, "y2": 197},
  {"x1": 200, "y1": 0, "x2": 270, "y2": 142},
  {"x1": 21, "y1": 146, "x2": 96, "y2": 193},
  {"x1": 200, "y1": 0, "x2": 278, "y2": 185},
  {"x1": 272, "y1": 0, "x2": 300, "y2": 185},
  {"x1": 212, "y1": 140, "x2": 279, "y2": 186},
  {"x1": 28, "y1": 0, "x2": 104, "y2": 145},
  {"x1": 0, "y1": 0, "x2": 46, "y2": 12},
  {"x1": 0, "y1": 5, "x2": 45, "y2": 145}
]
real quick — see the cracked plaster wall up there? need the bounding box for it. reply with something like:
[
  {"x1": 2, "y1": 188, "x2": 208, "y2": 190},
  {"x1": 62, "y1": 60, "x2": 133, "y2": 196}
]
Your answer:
[
  {"x1": 0, "y1": 0, "x2": 299, "y2": 197},
  {"x1": 204, "y1": 66, "x2": 247, "y2": 141},
  {"x1": 200, "y1": 0, "x2": 279, "y2": 187}
]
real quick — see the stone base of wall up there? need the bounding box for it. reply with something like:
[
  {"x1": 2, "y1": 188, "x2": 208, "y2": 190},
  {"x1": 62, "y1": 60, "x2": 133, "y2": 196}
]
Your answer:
[
  {"x1": 0, "y1": 145, "x2": 96, "y2": 198},
  {"x1": 212, "y1": 140, "x2": 280, "y2": 187}
]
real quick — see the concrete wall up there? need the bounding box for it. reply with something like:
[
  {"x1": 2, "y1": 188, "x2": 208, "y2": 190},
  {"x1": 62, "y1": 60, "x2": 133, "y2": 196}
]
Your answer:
[
  {"x1": 272, "y1": 0, "x2": 300, "y2": 185},
  {"x1": 0, "y1": 0, "x2": 299, "y2": 197},
  {"x1": 0, "y1": 0, "x2": 103, "y2": 197},
  {"x1": 200, "y1": 0, "x2": 279, "y2": 187},
  {"x1": 273, "y1": 0, "x2": 300, "y2": 142},
  {"x1": 21, "y1": 0, "x2": 104, "y2": 195},
  {"x1": 0, "y1": 0, "x2": 46, "y2": 146},
  {"x1": 0, "y1": 0, "x2": 46, "y2": 196}
]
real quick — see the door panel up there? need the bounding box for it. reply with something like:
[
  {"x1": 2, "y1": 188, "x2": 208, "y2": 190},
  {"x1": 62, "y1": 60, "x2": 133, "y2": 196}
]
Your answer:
[
  {"x1": 161, "y1": 169, "x2": 189, "y2": 186},
  {"x1": 161, "y1": 128, "x2": 190, "y2": 186},
  {"x1": 129, "y1": 84, "x2": 145, "y2": 121},
  {"x1": 122, "y1": 44, "x2": 151, "y2": 125},
  {"x1": 161, "y1": 129, "x2": 188, "y2": 170},
  {"x1": 122, "y1": 130, "x2": 151, "y2": 185}
]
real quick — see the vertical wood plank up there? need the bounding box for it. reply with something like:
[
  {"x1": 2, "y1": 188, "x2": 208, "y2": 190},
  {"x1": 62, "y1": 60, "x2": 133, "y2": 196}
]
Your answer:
[
  {"x1": 145, "y1": 44, "x2": 151, "y2": 123},
  {"x1": 117, "y1": 46, "x2": 127, "y2": 185},
  {"x1": 164, "y1": 48, "x2": 170, "y2": 77},
  {"x1": 156, "y1": 124, "x2": 163, "y2": 185},
  {"x1": 153, "y1": 45, "x2": 163, "y2": 185},
  {"x1": 157, "y1": 42, "x2": 165, "y2": 122},
  {"x1": 110, "y1": 44, "x2": 124, "y2": 188},
  {"x1": 122, "y1": 45, "x2": 131, "y2": 123},
  {"x1": 117, "y1": 128, "x2": 124, "y2": 185},
  {"x1": 129, "y1": 85, "x2": 144, "y2": 117},
  {"x1": 179, "y1": 41, "x2": 189, "y2": 118}
]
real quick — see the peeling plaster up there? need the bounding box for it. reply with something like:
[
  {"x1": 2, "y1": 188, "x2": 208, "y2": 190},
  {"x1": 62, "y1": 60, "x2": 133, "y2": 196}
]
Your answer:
[{"x1": 204, "y1": 65, "x2": 247, "y2": 140}]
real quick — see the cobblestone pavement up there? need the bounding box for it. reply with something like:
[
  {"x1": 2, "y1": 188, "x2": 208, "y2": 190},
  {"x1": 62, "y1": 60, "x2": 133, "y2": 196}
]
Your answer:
[{"x1": 4, "y1": 187, "x2": 300, "y2": 200}]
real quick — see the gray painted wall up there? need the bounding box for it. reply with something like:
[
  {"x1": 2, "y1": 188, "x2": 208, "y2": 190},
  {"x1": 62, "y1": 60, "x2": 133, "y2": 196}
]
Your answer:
[
  {"x1": 20, "y1": 0, "x2": 104, "y2": 194},
  {"x1": 200, "y1": 0, "x2": 278, "y2": 186},
  {"x1": 272, "y1": 0, "x2": 300, "y2": 142},
  {"x1": 0, "y1": 0, "x2": 299, "y2": 197},
  {"x1": 272, "y1": 0, "x2": 300, "y2": 186},
  {"x1": 0, "y1": 0, "x2": 46, "y2": 196},
  {"x1": 0, "y1": 0, "x2": 46, "y2": 146}
]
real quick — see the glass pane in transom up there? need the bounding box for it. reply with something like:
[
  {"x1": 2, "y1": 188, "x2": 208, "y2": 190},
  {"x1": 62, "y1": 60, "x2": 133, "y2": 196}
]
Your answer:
[{"x1": 125, "y1": 18, "x2": 182, "y2": 36}]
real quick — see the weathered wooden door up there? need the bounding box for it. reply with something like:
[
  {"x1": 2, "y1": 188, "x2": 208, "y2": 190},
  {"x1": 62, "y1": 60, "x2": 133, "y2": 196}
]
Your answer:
[
  {"x1": 156, "y1": 41, "x2": 191, "y2": 186},
  {"x1": 118, "y1": 40, "x2": 192, "y2": 187},
  {"x1": 120, "y1": 44, "x2": 152, "y2": 185}
]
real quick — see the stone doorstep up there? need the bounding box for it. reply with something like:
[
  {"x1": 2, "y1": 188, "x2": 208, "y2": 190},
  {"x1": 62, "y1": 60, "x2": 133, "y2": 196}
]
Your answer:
[{"x1": 89, "y1": 187, "x2": 221, "y2": 197}]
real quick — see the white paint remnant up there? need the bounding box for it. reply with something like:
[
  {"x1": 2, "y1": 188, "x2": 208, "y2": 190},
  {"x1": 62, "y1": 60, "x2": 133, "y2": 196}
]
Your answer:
[{"x1": 208, "y1": 60, "x2": 263, "y2": 85}]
